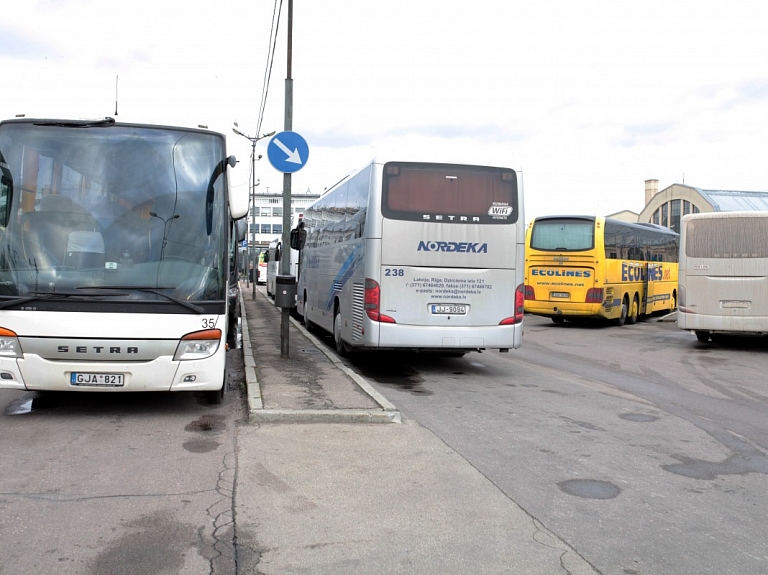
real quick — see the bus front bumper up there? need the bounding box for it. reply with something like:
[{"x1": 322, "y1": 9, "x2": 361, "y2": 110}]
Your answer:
[{"x1": 0, "y1": 353, "x2": 226, "y2": 392}]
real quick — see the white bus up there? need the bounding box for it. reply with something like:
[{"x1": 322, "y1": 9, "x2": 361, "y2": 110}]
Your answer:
[
  {"x1": 678, "y1": 211, "x2": 768, "y2": 342},
  {"x1": 266, "y1": 213, "x2": 304, "y2": 299},
  {"x1": 0, "y1": 117, "x2": 247, "y2": 403},
  {"x1": 296, "y1": 159, "x2": 525, "y2": 355},
  {"x1": 265, "y1": 237, "x2": 281, "y2": 297}
]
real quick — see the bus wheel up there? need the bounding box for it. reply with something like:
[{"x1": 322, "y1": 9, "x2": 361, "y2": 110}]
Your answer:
[
  {"x1": 206, "y1": 380, "x2": 225, "y2": 405},
  {"x1": 552, "y1": 316, "x2": 565, "y2": 324},
  {"x1": 695, "y1": 331, "x2": 710, "y2": 343},
  {"x1": 614, "y1": 296, "x2": 628, "y2": 326},
  {"x1": 333, "y1": 308, "x2": 348, "y2": 357},
  {"x1": 302, "y1": 292, "x2": 317, "y2": 333},
  {"x1": 626, "y1": 296, "x2": 639, "y2": 325}
]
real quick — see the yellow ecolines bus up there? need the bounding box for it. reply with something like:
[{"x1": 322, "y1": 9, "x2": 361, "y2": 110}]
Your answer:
[{"x1": 524, "y1": 216, "x2": 679, "y2": 325}]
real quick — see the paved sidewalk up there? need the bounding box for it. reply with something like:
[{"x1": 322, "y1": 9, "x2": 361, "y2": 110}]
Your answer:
[
  {"x1": 240, "y1": 282, "x2": 399, "y2": 423},
  {"x1": 234, "y1": 284, "x2": 599, "y2": 574}
]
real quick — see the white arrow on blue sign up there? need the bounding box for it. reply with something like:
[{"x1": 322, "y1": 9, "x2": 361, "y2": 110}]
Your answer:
[{"x1": 267, "y1": 131, "x2": 309, "y2": 174}]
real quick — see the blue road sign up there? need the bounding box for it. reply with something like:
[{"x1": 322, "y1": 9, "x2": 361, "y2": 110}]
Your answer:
[{"x1": 267, "y1": 131, "x2": 309, "y2": 174}]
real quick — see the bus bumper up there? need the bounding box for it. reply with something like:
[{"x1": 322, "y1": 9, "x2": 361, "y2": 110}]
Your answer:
[
  {"x1": 369, "y1": 323, "x2": 522, "y2": 351},
  {"x1": 1, "y1": 353, "x2": 226, "y2": 392},
  {"x1": 524, "y1": 301, "x2": 605, "y2": 319}
]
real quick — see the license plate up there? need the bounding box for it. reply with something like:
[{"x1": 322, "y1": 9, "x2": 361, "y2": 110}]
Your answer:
[
  {"x1": 70, "y1": 372, "x2": 125, "y2": 387},
  {"x1": 721, "y1": 300, "x2": 750, "y2": 309},
  {"x1": 551, "y1": 292, "x2": 569, "y2": 299},
  {"x1": 431, "y1": 304, "x2": 468, "y2": 315}
]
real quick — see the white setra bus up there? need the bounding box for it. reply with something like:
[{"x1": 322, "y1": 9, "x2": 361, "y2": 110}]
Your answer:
[
  {"x1": 678, "y1": 211, "x2": 768, "y2": 342},
  {"x1": 295, "y1": 159, "x2": 525, "y2": 355},
  {"x1": 0, "y1": 117, "x2": 247, "y2": 402}
]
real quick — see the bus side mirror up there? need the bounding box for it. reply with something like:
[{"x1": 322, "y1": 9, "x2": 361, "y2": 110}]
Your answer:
[
  {"x1": 290, "y1": 227, "x2": 306, "y2": 250},
  {"x1": 263, "y1": 250, "x2": 269, "y2": 263}
]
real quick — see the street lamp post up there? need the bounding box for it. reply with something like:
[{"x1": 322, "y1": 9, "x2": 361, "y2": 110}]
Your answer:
[{"x1": 232, "y1": 127, "x2": 275, "y2": 299}]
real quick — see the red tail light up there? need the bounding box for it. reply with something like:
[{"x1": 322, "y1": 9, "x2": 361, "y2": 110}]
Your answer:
[
  {"x1": 585, "y1": 287, "x2": 604, "y2": 303},
  {"x1": 365, "y1": 279, "x2": 396, "y2": 323},
  {"x1": 524, "y1": 285, "x2": 535, "y2": 300},
  {"x1": 500, "y1": 284, "x2": 525, "y2": 325}
]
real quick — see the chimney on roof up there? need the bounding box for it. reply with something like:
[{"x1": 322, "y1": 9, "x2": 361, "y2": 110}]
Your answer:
[{"x1": 645, "y1": 179, "x2": 659, "y2": 205}]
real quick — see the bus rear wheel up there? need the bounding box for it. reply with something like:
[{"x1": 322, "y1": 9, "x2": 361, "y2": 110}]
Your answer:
[
  {"x1": 333, "y1": 307, "x2": 349, "y2": 357},
  {"x1": 551, "y1": 316, "x2": 565, "y2": 324},
  {"x1": 626, "y1": 295, "x2": 639, "y2": 325},
  {"x1": 614, "y1": 297, "x2": 629, "y2": 326}
]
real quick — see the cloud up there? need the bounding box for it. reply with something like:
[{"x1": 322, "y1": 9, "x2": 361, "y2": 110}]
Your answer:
[
  {"x1": 0, "y1": 24, "x2": 58, "y2": 59},
  {"x1": 613, "y1": 122, "x2": 676, "y2": 148}
]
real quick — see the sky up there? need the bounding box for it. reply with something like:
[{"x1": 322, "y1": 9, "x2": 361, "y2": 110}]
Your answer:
[{"x1": 2, "y1": 0, "x2": 768, "y2": 221}]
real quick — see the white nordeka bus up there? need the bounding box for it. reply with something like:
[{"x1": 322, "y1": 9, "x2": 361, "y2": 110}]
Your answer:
[
  {"x1": 0, "y1": 117, "x2": 246, "y2": 402},
  {"x1": 678, "y1": 211, "x2": 768, "y2": 342},
  {"x1": 296, "y1": 159, "x2": 525, "y2": 355}
]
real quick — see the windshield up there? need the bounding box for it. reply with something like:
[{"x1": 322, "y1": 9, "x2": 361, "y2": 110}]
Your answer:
[
  {"x1": 0, "y1": 120, "x2": 228, "y2": 308},
  {"x1": 530, "y1": 218, "x2": 595, "y2": 251}
]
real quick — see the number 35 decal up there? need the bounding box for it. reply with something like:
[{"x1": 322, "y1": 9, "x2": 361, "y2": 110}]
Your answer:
[
  {"x1": 202, "y1": 318, "x2": 217, "y2": 329},
  {"x1": 384, "y1": 268, "x2": 404, "y2": 277}
]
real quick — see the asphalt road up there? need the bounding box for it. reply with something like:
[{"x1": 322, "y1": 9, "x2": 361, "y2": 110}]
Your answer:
[
  {"x1": 334, "y1": 314, "x2": 768, "y2": 575},
  {"x1": 0, "y1": 347, "x2": 246, "y2": 575}
]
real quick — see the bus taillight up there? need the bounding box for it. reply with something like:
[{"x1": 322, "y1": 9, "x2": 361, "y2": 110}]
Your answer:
[
  {"x1": 585, "y1": 287, "x2": 604, "y2": 303},
  {"x1": 365, "y1": 279, "x2": 396, "y2": 323},
  {"x1": 500, "y1": 284, "x2": 525, "y2": 325},
  {"x1": 524, "y1": 285, "x2": 536, "y2": 300}
]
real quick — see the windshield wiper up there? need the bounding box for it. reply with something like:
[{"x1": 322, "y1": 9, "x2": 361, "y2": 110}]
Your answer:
[
  {"x1": 33, "y1": 118, "x2": 116, "y2": 128},
  {"x1": 0, "y1": 291, "x2": 103, "y2": 310},
  {"x1": 80, "y1": 286, "x2": 206, "y2": 313}
]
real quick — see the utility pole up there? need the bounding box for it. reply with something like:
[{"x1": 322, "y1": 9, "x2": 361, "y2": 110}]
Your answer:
[
  {"x1": 280, "y1": 0, "x2": 294, "y2": 357},
  {"x1": 232, "y1": 126, "x2": 276, "y2": 297}
]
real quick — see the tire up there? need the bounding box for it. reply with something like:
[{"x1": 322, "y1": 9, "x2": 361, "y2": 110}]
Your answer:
[
  {"x1": 613, "y1": 297, "x2": 628, "y2": 326},
  {"x1": 302, "y1": 292, "x2": 317, "y2": 333},
  {"x1": 626, "y1": 296, "x2": 639, "y2": 325},
  {"x1": 206, "y1": 380, "x2": 225, "y2": 405},
  {"x1": 552, "y1": 316, "x2": 565, "y2": 324},
  {"x1": 695, "y1": 331, "x2": 710, "y2": 343},
  {"x1": 443, "y1": 351, "x2": 466, "y2": 358},
  {"x1": 333, "y1": 307, "x2": 348, "y2": 357}
]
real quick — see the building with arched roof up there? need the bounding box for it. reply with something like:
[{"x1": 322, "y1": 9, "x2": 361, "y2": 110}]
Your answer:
[{"x1": 636, "y1": 179, "x2": 768, "y2": 234}]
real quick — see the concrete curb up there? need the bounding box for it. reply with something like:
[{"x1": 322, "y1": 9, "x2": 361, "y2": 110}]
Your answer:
[{"x1": 240, "y1": 288, "x2": 401, "y2": 424}]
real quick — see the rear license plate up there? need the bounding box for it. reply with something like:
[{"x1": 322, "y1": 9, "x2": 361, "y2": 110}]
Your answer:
[
  {"x1": 70, "y1": 372, "x2": 125, "y2": 387},
  {"x1": 431, "y1": 304, "x2": 468, "y2": 315},
  {"x1": 721, "y1": 300, "x2": 750, "y2": 309},
  {"x1": 551, "y1": 292, "x2": 569, "y2": 299}
]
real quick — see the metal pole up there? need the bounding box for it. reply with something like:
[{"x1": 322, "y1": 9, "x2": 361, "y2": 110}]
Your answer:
[
  {"x1": 280, "y1": 0, "x2": 294, "y2": 358},
  {"x1": 251, "y1": 140, "x2": 257, "y2": 299}
]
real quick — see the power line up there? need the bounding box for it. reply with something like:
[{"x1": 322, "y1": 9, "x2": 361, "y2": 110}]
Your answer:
[{"x1": 256, "y1": 0, "x2": 283, "y2": 137}]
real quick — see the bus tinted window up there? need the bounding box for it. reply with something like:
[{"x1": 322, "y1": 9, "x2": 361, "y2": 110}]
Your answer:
[
  {"x1": 530, "y1": 218, "x2": 594, "y2": 251},
  {"x1": 382, "y1": 162, "x2": 517, "y2": 224},
  {"x1": 686, "y1": 217, "x2": 768, "y2": 258}
]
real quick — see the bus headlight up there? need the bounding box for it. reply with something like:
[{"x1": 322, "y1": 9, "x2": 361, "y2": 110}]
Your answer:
[
  {"x1": 0, "y1": 327, "x2": 22, "y2": 358},
  {"x1": 173, "y1": 329, "x2": 222, "y2": 361}
]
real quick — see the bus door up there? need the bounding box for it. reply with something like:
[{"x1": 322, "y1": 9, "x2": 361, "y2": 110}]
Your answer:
[{"x1": 640, "y1": 262, "x2": 650, "y2": 315}]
